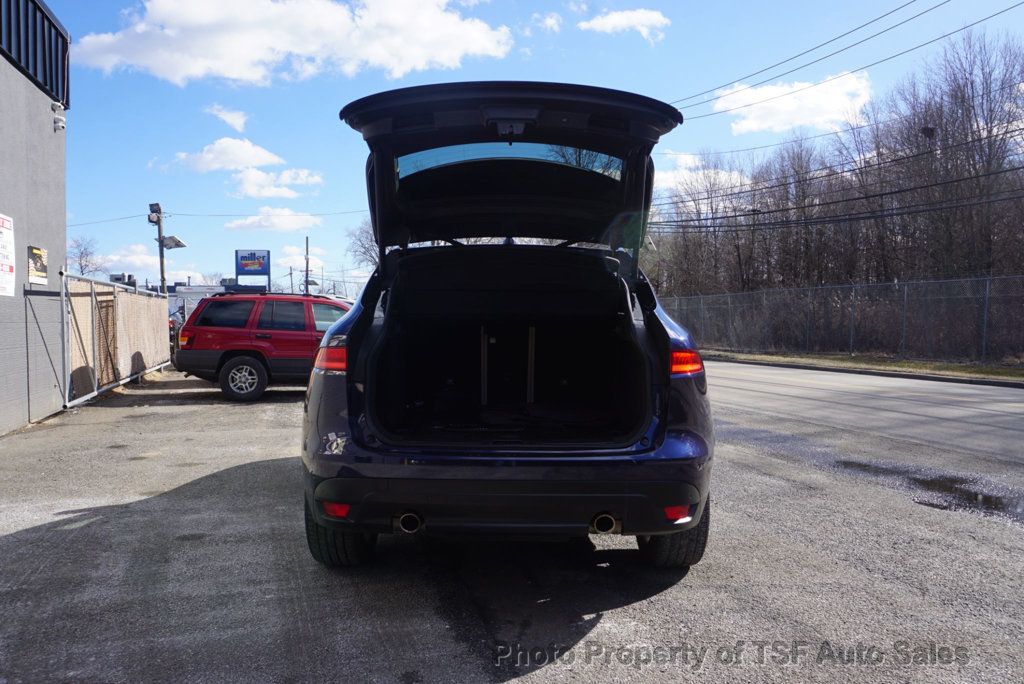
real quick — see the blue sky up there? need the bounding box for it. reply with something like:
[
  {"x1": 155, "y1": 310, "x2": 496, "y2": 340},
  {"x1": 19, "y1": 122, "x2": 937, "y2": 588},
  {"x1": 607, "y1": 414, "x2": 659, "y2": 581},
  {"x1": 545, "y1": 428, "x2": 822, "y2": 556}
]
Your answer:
[{"x1": 51, "y1": 0, "x2": 1023, "y2": 292}]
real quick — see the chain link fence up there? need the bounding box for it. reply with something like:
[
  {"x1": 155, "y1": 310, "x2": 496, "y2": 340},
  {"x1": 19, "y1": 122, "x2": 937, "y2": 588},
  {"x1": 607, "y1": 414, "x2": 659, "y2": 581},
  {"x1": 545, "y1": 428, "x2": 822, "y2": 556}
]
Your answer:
[
  {"x1": 662, "y1": 275, "x2": 1024, "y2": 363},
  {"x1": 64, "y1": 274, "x2": 170, "y2": 406}
]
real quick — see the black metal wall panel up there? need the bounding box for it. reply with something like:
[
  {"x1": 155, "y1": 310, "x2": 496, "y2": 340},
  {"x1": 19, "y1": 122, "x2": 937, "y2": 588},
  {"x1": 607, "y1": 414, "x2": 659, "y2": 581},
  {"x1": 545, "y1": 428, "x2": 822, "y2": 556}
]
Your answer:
[{"x1": 0, "y1": 0, "x2": 69, "y2": 107}]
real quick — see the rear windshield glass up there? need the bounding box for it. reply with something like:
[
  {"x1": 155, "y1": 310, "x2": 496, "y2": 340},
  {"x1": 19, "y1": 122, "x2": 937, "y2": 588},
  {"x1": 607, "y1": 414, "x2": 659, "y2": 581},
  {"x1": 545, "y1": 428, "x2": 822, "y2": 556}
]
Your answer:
[
  {"x1": 397, "y1": 143, "x2": 622, "y2": 180},
  {"x1": 195, "y1": 300, "x2": 254, "y2": 328}
]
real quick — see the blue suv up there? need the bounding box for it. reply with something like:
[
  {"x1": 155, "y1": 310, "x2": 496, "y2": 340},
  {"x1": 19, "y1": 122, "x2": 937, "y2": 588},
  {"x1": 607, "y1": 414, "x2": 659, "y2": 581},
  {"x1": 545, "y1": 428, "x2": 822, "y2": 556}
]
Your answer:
[{"x1": 302, "y1": 82, "x2": 713, "y2": 568}]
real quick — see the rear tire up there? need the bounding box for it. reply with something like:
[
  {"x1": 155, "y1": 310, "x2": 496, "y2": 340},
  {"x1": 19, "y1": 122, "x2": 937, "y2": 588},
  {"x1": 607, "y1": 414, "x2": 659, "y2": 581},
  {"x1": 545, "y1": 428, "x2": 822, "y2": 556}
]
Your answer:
[
  {"x1": 637, "y1": 498, "x2": 710, "y2": 568},
  {"x1": 304, "y1": 499, "x2": 377, "y2": 567},
  {"x1": 219, "y1": 356, "x2": 268, "y2": 401}
]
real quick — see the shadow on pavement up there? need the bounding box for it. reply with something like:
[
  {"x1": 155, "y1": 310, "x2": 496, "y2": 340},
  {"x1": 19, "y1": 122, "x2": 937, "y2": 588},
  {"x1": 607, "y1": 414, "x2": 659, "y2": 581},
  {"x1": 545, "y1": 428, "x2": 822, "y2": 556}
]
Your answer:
[
  {"x1": 86, "y1": 374, "x2": 309, "y2": 407},
  {"x1": 0, "y1": 458, "x2": 688, "y2": 682}
]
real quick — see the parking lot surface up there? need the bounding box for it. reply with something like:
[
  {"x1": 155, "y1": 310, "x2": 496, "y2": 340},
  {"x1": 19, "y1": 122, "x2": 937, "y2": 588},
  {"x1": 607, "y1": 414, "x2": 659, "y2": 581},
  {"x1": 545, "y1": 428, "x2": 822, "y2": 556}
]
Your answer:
[{"x1": 1, "y1": 364, "x2": 1022, "y2": 683}]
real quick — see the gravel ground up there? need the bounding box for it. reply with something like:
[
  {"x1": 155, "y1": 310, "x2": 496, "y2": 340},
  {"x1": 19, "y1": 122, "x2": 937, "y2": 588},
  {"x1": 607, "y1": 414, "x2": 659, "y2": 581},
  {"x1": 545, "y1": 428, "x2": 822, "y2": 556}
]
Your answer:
[{"x1": 0, "y1": 365, "x2": 1021, "y2": 683}]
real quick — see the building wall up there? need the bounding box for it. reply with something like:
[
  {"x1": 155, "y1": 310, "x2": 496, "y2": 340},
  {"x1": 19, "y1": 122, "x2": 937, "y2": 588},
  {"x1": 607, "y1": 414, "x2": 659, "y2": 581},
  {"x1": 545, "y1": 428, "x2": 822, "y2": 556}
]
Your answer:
[{"x1": 0, "y1": 57, "x2": 68, "y2": 435}]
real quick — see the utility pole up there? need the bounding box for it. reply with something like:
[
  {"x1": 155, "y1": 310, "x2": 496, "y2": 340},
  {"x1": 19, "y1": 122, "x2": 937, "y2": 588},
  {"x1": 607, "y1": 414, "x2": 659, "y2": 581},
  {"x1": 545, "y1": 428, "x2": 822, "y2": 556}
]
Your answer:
[
  {"x1": 304, "y1": 236, "x2": 310, "y2": 295},
  {"x1": 289, "y1": 267, "x2": 294, "y2": 293},
  {"x1": 147, "y1": 203, "x2": 166, "y2": 294}
]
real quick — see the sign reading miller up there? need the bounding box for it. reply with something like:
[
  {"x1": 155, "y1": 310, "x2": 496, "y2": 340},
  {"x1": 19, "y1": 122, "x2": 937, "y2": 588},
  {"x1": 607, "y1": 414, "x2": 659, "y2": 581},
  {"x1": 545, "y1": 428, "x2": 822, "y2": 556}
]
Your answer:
[{"x1": 235, "y1": 249, "x2": 270, "y2": 277}]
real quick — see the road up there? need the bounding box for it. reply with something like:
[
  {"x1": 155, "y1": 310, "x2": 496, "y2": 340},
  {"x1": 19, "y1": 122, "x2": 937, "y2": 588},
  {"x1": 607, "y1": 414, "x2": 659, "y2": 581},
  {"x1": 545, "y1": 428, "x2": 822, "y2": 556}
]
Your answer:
[{"x1": 0, "y1": 364, "x2": 1021, "y2": 683}]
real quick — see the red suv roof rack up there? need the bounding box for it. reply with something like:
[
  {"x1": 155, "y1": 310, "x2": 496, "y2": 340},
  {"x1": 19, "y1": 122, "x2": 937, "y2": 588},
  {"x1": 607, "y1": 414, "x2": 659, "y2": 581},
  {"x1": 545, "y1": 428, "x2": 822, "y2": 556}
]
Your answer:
[{"x1": 209, "y1": 292, "x2": 336, "y2": 300}]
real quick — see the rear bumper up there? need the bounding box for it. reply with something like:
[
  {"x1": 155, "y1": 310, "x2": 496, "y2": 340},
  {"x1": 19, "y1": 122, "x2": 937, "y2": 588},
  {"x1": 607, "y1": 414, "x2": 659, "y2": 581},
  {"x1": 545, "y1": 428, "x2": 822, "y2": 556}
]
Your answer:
[
  {"x1": 305, "y1": 471, "x2": 708, "y2": 537},
  {"x1": 172, "y1": 349, "x2": 221, "y2": 375}
]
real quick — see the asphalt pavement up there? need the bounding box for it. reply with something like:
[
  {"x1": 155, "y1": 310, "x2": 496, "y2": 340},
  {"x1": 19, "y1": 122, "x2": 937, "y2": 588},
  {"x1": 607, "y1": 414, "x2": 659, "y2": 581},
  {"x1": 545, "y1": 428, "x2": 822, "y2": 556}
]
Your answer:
[{"x1": 0, "y1": 364, "x2": 1021, "y2": 683}]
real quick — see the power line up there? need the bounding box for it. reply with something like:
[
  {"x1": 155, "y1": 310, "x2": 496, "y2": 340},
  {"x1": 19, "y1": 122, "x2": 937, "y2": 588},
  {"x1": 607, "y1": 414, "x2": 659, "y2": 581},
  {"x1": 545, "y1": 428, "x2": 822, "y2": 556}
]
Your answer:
[
  {"x1": 653, "y1": 164, "x2": 1024, "y2": 223},
  {"x1": 65, "y1": 208, "x2": 369, "y2": 228},
  {"x1": 649, "y1": 187, "x2": 1024, "y2": 232},
  {"x1": 685, "y1": 2, "x2": 1024, "y2": 121},
  {"x1": 655, "y1": 81, "x2": 1024, "y2": 158},
  {"x1": 67, "y1": 214, "x2": 146, "y2": 227},
  {"x1": 169, "y1": 209, "x2": 368, "y2": 218},
  {"x1": 674, "y1": 0, "x2": 952, "y2": 109},
  {"x1": 650, "y1": 126, "x2": 1024, "y2": 208},
  {"x1": 670, "y1": 0, "x2": 921, "y2": 105}
]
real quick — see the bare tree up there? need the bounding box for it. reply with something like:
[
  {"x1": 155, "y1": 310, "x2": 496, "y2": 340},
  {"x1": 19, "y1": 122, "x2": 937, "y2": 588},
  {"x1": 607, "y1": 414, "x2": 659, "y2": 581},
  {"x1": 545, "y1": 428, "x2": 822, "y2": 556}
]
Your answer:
[
  {"x1": 659, "y1": 32, "x2": 1024, "y2": 295},
  {"x1": 201, "y1": 272, "x2": 224, "y2": 286},
  {"x1": 66, "y1": 236, "x2": 107, "y2": 276},
  {"x1": 348, "y1": 218, "x2": 380, "y2": 269},
  {"x1": 545, "y1": 145, "x2": 621, "y2": 176}
]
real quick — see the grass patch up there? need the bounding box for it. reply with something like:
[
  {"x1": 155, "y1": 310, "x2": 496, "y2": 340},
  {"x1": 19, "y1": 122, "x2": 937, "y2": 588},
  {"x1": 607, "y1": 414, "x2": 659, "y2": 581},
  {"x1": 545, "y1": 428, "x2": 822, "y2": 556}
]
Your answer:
[{"x1": 704, "y1": 350, "x2": 1024, "y2": 382}]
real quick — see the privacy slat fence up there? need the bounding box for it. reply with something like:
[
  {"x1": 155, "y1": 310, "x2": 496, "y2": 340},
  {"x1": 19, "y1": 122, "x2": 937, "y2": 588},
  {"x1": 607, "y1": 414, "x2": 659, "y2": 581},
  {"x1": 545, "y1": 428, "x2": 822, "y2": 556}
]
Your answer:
[
  {"x1": 63, "y1": 274, "x2": 169, "y2": 406},
  {"x1": 662, "y1": 275, "x2": 1024, "y2": 363}
]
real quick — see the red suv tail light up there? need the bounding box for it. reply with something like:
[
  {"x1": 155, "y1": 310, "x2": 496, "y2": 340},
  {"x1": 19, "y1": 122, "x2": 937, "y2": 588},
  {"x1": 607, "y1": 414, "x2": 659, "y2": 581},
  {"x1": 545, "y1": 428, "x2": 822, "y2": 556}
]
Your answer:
[
  {"x1": 178, "y1": 331, "x2": 194, "y2": 349},
  {"x1": 670, "y1": 349, "x2": 704, "y2": 375},
  {"x1": 314, "y1": 346, "x2": 347, "y2": 372}
]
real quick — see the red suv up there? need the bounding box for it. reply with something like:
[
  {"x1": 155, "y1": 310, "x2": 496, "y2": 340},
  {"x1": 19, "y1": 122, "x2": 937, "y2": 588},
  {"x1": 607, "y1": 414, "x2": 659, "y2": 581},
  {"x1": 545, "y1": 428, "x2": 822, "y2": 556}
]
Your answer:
[{"x1": 174, "y1": 293, "x2": 350, "y2": 400}]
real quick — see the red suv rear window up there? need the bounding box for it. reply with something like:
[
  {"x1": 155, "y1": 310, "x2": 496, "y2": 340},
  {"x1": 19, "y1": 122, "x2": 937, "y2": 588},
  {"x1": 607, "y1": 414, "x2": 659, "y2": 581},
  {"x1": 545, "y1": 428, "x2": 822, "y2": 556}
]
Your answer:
[
  {"x1": 194, "y1": 300, "x2": 254, "y2": 328},
  {"x1": 257, "y1": 301, "x2": 307, "y2": 331}
]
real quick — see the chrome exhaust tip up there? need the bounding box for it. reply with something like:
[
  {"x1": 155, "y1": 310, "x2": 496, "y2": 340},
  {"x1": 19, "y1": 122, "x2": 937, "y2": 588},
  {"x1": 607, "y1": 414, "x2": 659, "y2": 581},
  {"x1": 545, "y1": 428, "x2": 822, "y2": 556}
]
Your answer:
[
  {"x1": 397, "y1": 512, "x2": 423, "y2": 534},
  {"x1": 592, "y1": 513, "x2": 617, "y2": 534}
]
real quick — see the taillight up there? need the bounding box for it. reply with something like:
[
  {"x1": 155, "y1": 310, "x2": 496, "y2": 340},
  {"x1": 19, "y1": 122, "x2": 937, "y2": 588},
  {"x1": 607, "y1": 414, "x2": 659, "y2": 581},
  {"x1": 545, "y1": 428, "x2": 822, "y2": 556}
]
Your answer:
[
  {"x1": 314, "y1": 346, "x2": 347, "y2": 372},
  {"x1": 178, "y1": 331, "x2": 193, "y2": 349},
  {"x1": 322, "y1": 501, "x2": 350, "y2": 518},
  {"x1": 670, "y1": 349, "x2": 704, "y2": 375},
  {"x1": 665, "y1": 504, "x2": 694, "y2": 522}
]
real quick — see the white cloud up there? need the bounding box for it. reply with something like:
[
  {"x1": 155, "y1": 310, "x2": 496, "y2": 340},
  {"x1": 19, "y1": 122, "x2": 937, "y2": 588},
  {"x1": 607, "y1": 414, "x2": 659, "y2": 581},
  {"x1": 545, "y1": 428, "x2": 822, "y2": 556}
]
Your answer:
[
  {"x1": 652, "y1": 151, "x2": 701, "y2": 191},
  {"x1": 177, "y1": 137, "x2": 285, "y2": 172},
  {"x1": 225, "y1": 207, "x2": 324, "y2": 232},
  {"x1": 102, "y1": 244, "x2": 159, "y2": 273},
  {"x1": 233, "y1": 167, "x2": 324, "y2": 198},
  {"x1": 167, "y1": 269, "x2": 215, "y2": 285},
  {"x1": 277, "y1": 244, "x2": 326, "y2": 270},
  {"x1": 652, "y1": 151, "x2": 750, "y2": 215},
  {"x1": 532, "y1": 12, "x2": 562, "y2": 33},
  {"x1": 98, "y1": 247, "x2": 218, "y2": 286},
  {"x1": 74, "y1": 0, "x2": 513, "y2": 85},
  {"x1": 567, "y1": 2, "x2": 588, "y2": 14},
  {"x1": 577, "y1": 9, "x2": 669, "y2": 43},
  {"x1": 205, "y1": 104, "x2": 248, "y2": 132},
  {"x1": 282, "y1": 244, "x2": 325, "y2": 257},
  {"x1": 713, "y1": 71, "x2": 872, "y2": 135}
]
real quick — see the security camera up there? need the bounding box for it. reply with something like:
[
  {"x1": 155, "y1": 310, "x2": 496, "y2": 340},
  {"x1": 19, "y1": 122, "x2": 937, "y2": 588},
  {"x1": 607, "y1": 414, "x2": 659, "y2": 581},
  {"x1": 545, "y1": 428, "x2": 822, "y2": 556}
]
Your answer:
[
  {"x1": 53, "y1": 115, "x2": 66, "y2": 132},
  {"x1": 51, "y1": 101, "x2": 65, "y2": 113}
]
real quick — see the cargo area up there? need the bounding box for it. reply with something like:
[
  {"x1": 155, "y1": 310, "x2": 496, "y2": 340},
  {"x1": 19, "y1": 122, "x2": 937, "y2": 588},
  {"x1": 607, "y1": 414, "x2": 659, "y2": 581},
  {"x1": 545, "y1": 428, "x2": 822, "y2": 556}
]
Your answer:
[{"x1": 366, "y1": 247, "x2": 651, "y2": 447}]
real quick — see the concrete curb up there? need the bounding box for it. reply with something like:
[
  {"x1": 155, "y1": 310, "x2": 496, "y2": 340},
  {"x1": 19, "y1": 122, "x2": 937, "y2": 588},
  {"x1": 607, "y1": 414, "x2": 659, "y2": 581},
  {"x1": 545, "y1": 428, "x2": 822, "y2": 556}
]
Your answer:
[{"x1": 703, "y1": 355, "x2": 1024, "y2": 390}]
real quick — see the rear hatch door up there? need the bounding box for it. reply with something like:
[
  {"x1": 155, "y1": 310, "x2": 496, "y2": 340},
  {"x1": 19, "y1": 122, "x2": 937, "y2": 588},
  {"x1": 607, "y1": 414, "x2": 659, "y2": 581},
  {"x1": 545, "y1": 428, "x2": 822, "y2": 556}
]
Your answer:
[{"x1": 340, "y1": 81, "x2": 682, "y2": 256}]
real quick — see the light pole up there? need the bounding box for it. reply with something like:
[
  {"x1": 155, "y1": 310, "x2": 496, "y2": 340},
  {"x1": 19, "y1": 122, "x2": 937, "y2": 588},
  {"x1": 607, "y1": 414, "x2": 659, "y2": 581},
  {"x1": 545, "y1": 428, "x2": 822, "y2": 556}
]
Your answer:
[
  {"x1": 147, "y1": 203, "x2": 187, "y2": 294},
  {"x1": 147, "y1": 203, "x2": 166, "y2": 294}
]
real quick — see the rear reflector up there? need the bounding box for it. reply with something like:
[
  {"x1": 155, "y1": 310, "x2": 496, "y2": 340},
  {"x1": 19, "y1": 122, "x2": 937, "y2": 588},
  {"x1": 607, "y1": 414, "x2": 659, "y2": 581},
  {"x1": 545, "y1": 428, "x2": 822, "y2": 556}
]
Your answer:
[
  {"x1": 670, "y1": 349, "x2": 704, "y2": 375},
  {"x1": 322, "y1": 501, "x2": 350, "y2": 518},
  {"x1": 664, "y1": 505, "x2": 693, "y2": 522},
  {"x1": 314, "y1": 346, "x2": 347, "y2": 372}
]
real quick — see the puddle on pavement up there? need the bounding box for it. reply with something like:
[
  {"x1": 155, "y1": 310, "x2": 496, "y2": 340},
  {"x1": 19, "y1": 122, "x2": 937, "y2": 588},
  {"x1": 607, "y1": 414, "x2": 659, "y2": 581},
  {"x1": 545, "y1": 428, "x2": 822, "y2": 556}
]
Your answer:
[{"x1": 835, "y1": 459, "x2": 1024, "y2": 523}]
